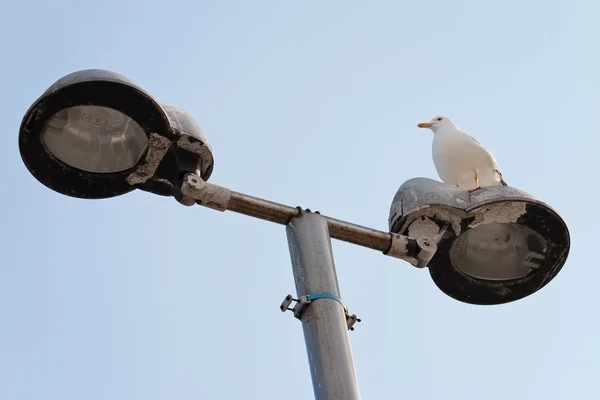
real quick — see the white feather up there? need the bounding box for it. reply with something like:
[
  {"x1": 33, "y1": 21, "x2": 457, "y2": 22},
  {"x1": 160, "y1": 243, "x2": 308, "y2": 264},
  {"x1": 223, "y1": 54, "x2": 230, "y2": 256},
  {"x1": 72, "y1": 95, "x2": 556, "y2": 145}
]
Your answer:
[{"x1": 420, "y1": 116, "x2": 505, "y2": 190}]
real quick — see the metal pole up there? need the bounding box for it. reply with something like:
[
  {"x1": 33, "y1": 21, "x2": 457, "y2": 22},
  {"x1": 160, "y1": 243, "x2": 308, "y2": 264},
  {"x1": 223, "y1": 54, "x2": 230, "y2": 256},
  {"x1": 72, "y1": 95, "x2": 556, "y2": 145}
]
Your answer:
[
  {"x1": 180, "y1": 175, "x2": 419, "y2": 262},
  {"x1": 286, "y1": 211, "x2": 361, "y2": 400}
]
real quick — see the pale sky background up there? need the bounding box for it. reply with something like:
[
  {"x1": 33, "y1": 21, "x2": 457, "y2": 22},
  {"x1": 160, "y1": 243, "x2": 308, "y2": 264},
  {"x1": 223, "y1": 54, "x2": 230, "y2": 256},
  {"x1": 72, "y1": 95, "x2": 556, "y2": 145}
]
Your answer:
[{"x1": 0, "y1": 1, "x2": 597, "y2": 399}]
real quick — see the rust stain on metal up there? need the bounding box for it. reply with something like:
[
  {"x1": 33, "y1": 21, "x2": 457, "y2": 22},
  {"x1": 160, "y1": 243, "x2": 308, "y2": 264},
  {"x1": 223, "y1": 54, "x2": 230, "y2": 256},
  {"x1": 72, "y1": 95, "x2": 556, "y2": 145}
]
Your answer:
[
  {"x1": 126, "y1": 133, "x2": 172, "y2": 185},
  {"x1": 177, "y1": 135, "x2": 205, "y2": 154},
  {"x1": 468, "y1": 201, "x2": 528, "y2": 229}
]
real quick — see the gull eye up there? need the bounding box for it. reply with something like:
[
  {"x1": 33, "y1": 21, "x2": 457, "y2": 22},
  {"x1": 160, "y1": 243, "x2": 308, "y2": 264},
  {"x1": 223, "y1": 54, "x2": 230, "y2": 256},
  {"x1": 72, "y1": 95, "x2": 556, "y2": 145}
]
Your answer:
[{"x1": 437, "y1": 117, "x2": 443, "y2": 121}]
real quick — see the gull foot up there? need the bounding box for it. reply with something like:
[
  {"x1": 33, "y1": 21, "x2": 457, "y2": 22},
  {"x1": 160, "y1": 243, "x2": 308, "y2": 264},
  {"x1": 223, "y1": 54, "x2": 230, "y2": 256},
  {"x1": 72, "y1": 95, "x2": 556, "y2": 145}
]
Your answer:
[{"x1": 468, "y1": 186, "x2": 482, "y2": 193}]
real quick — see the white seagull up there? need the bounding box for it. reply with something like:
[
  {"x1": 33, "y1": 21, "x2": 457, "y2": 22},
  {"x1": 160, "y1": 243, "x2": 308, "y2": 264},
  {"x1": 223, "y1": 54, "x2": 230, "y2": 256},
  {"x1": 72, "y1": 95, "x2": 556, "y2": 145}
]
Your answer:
[{"x1": 417, "y1": 116, "x2": 507, "y2": 192}]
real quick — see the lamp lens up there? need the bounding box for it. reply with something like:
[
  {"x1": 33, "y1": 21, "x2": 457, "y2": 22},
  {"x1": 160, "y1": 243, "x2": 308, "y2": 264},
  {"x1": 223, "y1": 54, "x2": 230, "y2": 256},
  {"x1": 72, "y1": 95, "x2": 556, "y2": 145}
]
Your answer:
[
  {"x1": 42, "y1": 106, "x2": 148, "y2": 173},
  {"x1": 450, "y1": 223, "x2": 547, "y2": 281}
]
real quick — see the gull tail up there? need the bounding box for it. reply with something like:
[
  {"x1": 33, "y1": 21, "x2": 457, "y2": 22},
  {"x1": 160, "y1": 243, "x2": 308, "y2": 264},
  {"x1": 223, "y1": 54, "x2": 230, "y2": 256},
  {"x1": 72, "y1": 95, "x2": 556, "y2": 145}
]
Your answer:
[{"x1": 496, "y1": 170, "x2": 508, "y2": 186}]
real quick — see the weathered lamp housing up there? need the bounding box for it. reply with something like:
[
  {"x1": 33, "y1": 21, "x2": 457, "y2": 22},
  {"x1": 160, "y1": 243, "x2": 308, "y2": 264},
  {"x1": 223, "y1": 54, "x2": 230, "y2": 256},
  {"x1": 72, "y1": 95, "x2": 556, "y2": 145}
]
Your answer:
[
  {"x1": 389, "y1": 178, "x2": 570, "y2": 305},
  {"x1": 19, "y1": 69, "x2": 214, "y2": 201}
]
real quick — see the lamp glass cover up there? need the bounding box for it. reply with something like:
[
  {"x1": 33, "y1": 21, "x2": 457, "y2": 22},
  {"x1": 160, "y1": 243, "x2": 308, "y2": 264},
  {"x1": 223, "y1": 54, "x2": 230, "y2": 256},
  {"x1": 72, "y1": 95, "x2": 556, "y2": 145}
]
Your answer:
[
  {"x1": 450, "y1": 223, "x2": 547, "y2": 281},
  {"x1": 42, "y1": 105, "x2": 148, "y2": 173}
]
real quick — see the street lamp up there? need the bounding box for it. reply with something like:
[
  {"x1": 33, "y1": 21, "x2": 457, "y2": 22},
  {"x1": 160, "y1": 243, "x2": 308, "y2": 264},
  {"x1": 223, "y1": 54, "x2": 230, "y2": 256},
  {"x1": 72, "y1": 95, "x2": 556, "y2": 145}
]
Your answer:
[
  {"x1": 389, "y1": 178, "x2": 570, "y2": 305},
  {"x1": 19, "y1": 69, "x2": 214, "y2": 201},
  {"x1": 18, "y1": 69, "x2": 571, "y2": 400}
]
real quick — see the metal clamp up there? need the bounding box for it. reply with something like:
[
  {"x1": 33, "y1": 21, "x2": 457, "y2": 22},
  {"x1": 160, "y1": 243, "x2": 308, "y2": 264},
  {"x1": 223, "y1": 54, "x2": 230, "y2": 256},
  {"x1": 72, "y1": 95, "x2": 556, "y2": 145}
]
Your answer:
[
  {"x1": 180, "y1": 173, "x2": 232, "y2": 211},
  {"x1": 280, "y1": 293, "x2": 362, "y2": 331}
]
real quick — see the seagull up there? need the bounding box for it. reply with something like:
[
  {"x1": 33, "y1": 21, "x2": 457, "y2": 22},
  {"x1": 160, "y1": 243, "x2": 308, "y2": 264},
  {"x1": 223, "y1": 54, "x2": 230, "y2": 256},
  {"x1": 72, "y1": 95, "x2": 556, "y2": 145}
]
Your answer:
[{"x1": 417, "y1": 116, "x2": 507, "y2": 192}]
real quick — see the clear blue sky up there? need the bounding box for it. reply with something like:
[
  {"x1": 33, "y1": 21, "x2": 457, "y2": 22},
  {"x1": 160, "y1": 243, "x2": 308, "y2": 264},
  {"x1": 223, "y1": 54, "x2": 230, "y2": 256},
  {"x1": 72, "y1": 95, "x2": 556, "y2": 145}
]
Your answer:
[{"x1": 0, "y1": 1, "x2": 596, "y2": 399}]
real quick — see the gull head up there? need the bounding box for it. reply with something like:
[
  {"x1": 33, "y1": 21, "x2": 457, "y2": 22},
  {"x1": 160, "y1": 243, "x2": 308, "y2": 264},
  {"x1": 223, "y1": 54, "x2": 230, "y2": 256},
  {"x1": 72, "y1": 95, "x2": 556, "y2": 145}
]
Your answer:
[{"x1": 417, "y1": 116, "x2": 459, "y2": 133}]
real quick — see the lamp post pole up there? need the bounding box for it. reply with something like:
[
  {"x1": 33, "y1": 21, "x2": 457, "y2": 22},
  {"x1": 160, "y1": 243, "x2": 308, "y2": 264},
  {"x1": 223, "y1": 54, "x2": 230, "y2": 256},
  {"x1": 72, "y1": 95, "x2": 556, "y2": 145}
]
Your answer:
[
  {"x1": 287, "y1": 212, "x2": 361, "y2": 400},
  {"x1": 179, "y1": 174, "x2": 435, "y2": 400}
]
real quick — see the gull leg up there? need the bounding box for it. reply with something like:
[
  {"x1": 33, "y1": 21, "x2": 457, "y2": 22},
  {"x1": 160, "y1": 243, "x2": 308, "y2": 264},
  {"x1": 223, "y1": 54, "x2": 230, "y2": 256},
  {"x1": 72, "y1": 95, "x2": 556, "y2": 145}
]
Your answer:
[{"x1": 468, "y1": 171, "x2": 482, "y2": 192}]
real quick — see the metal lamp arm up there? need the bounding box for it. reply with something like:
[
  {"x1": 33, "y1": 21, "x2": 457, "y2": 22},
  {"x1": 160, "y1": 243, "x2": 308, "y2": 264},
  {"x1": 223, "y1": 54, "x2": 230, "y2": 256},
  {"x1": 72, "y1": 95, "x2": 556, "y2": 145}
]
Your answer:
[{"x1": 179, "y1": 173, "x2": 436, "y2": 267}]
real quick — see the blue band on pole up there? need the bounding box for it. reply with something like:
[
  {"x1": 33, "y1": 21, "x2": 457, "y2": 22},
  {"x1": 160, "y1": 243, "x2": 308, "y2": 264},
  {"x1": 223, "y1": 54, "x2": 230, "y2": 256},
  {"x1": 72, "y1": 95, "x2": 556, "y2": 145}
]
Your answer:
[
  {"x1": 306, "y1": 293, "x2": 344, "y2": 305},
  {"x1": 295, "y1": 293, "x2": 346, "y2": 319}
]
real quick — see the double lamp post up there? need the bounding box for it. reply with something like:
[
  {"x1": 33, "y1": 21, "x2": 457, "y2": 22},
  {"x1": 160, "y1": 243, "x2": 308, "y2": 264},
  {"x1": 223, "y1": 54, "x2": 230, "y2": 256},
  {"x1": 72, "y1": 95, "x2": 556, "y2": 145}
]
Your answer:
[{"x1": 18, "y1": 70, "x2": 571, "y2": 400}]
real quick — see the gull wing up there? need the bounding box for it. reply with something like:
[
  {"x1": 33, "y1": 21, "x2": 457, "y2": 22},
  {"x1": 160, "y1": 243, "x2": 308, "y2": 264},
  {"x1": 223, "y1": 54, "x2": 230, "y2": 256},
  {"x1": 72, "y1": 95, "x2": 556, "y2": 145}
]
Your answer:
[
  {"x1": 469, "y1": 135, "x2": 481, "y2": 145},
  {"x1": 496, "y1": 169, "x2": 508, "y2": 186},
  {"x1": 465, "y1": 131, "x2": 507, "y2": 185}
]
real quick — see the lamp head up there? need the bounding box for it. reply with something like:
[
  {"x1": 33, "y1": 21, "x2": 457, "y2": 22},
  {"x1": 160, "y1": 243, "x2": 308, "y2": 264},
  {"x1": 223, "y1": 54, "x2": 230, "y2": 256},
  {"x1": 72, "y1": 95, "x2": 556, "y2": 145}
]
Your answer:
[
  {"x1": 19, "y1": 69, "x2": 213, "y2": 200},
  {"x1": 389, "y1": 178, "x2": 570, "y2": 305}
]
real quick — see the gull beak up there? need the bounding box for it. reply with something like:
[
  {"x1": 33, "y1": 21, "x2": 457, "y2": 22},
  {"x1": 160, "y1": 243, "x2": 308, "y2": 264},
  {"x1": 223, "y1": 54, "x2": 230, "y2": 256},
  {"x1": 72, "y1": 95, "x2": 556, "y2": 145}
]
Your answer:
[{"x1": 417, "y1": 122, "x2": 433, "y2": 128}]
